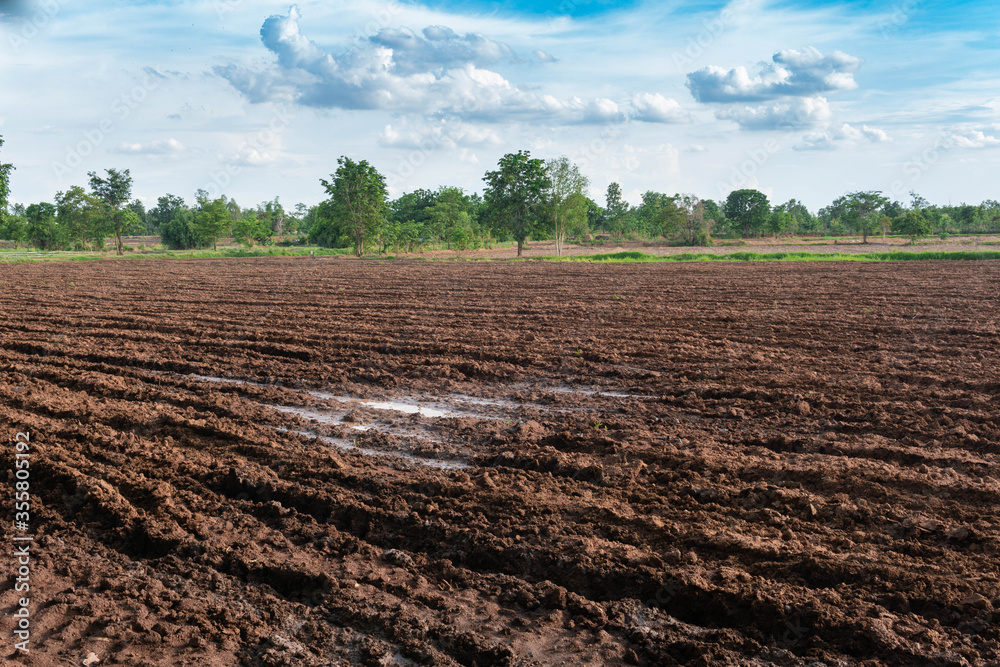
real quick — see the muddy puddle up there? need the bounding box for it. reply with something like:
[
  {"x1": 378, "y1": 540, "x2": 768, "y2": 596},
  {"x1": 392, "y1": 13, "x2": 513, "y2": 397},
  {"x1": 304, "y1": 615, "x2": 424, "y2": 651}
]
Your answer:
[{"x1": 271, "y1": 426, "x2": 470, "y2": 470}]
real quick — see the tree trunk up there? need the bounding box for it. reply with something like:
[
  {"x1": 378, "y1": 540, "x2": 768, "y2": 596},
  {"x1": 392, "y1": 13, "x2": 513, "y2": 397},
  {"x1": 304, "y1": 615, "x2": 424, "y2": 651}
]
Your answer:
[
  {"x1": 517, "y1": 239, "x2": 523, "y2": 257},
  {"x1": 115, "y1": 230, "x2": 123, "y2": 256}
]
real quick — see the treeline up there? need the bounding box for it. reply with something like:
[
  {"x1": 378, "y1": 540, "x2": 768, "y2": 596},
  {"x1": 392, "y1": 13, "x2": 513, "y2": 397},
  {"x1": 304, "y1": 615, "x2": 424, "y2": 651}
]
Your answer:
[
  {"x1": 0, "y1": 167, "x2": 302, "y2": 253},
  {"x1": 2, "y1": 137, "x2": 1000, "y2": 256}
]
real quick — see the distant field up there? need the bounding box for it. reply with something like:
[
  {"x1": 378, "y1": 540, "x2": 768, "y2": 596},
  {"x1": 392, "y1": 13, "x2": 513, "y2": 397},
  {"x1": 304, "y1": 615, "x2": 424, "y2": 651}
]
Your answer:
[{"x1": 3, "y1": 233, "x2": 1000, "y2": 262}]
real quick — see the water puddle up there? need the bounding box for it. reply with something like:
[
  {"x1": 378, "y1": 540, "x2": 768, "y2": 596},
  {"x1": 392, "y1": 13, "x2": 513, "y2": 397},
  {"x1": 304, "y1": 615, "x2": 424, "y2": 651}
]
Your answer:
[
  {"x1": 271, "y1": 427, "x2": 469, "y2": 470},
  {"x1": 180, "y1": 373, "x2": 268, "y2": 388},
  {"x1": 266, "y1": 405, "x2": 372, "y2": 431},
  {"x1": 361, "y1": 400, "x2": 448, "y2": 418},
  {"x1": 548, "y1": 385, "x2": 654, "y2": 399}
]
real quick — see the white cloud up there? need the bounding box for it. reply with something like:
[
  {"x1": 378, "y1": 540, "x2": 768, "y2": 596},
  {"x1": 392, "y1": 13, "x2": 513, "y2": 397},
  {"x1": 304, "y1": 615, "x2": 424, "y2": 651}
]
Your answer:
[
  {"x1": 717, "y1": 96, "x2": 832, "y2": 131},
  {"x1": 215, "y1": 6, "x2": 648, "y2": 125},
  {"x1": 794, "y1": 122, "x2": 893, "y2": 150},
  {"x1": 685, "y1": 144, "x2": 709, "y2": 153},
  {"x1": 110, "y1": 138, "x2": 184, "y2": 155},
  {"x1": 533, "y1": 49, "x2": 557, "y2": 63},
  {"x1": 377, "y1": 121, "x2": 501, "y2": 150},
  {"x1": 629, "y1": 93, "x2": 690, "y2": 123},
  {"x1": 687, "y1": 47, "x2": 861, "y2": 103},
  {"x1": 368, "y1": 26, "x2": 517, "y2": 75},
  {"x1": 948, "y1": 130, "x2": 1000, "y2": 149},
  {"x1": 860, "y1": 124, "x2": 892, "y2": 143}
]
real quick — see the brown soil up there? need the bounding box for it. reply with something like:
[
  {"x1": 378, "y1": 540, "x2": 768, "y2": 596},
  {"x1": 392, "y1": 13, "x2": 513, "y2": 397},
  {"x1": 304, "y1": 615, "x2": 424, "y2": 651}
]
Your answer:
[
  {"x1": 1, "y1": 257, "x2": 999, "y2": 666},
  {"x1": 397, "y1": 235, "x2": 1000, "y2": 259}
]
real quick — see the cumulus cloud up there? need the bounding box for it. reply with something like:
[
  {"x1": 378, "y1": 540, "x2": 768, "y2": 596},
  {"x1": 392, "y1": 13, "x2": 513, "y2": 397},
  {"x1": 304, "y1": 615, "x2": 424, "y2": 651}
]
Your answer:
[
  {"x1": 217, "y1": 6, "x2": 655, "y2": 126},
  {"x1": 948, "y1": 130, "x2": 1000, "y2": 149},
  {"x1": 110, "y1": 138, "x2": 185, "y2": 155},
  {"x1": 533, "y1": 49, "x2": 557, "y2": 63},
  {"x1": 717, "y1": 96, "x2": 832, "y2": 131},
  {"x1": 629, "y1": 93, "x2": 690, "y2": 123},
  {"x1": 368, "y1": 26, "x2": 516, "y2": 75},
  {"x1": 794, "y1": 122, "x2": 893, "y2": 150},
  {"x1": 687, "y1": 47, "x2": 861, "y2": 103}
]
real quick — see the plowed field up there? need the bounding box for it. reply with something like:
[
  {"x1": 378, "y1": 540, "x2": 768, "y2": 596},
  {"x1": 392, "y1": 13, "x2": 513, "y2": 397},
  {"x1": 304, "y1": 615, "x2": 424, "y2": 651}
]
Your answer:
[{"x1": 2, "y1": 257, "x2": 1000, "y2": 666}]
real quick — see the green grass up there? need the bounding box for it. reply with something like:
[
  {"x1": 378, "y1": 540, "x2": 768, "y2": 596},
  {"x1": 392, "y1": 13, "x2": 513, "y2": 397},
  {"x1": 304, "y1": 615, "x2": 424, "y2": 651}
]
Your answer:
[
  {"x1": 543, "y1": 250, "x2": 1000, "y2": 263},
  {"x1": 0, "y1": 246, "x2": 354, "y2": 263}
]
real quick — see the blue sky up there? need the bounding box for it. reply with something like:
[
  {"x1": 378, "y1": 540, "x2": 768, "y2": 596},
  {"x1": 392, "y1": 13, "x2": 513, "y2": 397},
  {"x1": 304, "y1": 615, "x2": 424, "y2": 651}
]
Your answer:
[{"x1": 1, "y1": 0, "x2": 998, "y2": 212}]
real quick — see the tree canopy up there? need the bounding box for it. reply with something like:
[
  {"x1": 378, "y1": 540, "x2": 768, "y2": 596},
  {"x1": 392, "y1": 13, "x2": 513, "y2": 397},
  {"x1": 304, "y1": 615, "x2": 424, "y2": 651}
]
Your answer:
[
  {"x1": 723, "y1": 189, "x2": 770, "y2": 238},
  {"x1": 482, "y1": 150, "x2": 550, "y2": 257},
  {"x1": 314, "y1": 157, "x2": 389, "y2": 256},
  {"x1": 545, "y1": 156, "x2": 589, "y2": 256},
  {"x1": 88, "y1": 168, "x2": 135, "y2": 255}
]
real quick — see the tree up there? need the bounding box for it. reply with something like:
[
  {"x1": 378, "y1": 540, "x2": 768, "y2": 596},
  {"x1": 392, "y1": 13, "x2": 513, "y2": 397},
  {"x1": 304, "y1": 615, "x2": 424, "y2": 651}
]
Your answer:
[
  {"x1": 678, "y1": 195, "x2": 711, "y2": 245},
  {"x1": 1, "y1": 212, "x2": 27, "y2": 248},
  {"x1": 544, "y1": 157, "x2": 589, "y2": 256},
  {"x1": 427, "y1": 187, "x2": 472, "y2": 250},
  {"x1": 194, "y1": 197, "x2": 231, "y2": 251},
  {"x1": 148, "y1": 194, "x2": 186, "y2": 234},
  {"x1": 318, "y1": 157, "x2": 388, "y2": 256},
  {"x1": 833, "y1": 190, "x2": 890, "y2": 243},
  {"x1": 26, "y1": 202, "x2": 59, "y2": 250},
  {"x1": 390, "y1": 189, "x2": 435, "y2": 244},
  {"x1": 88, "y1": 168, "x2": 135, "y2": 255},
  {"x1": 603, "y1": 182, "x2": 628, "y2": 234},
  {"x1": 766, "y1": 209, "x2": 793, "y2": 238},
  {"x1": 258, "y1": 197, "x2": 288, "y2": 235},
  {"x1": 161, "y1": 208, "x2": 199, "y2": 250},
  {"x1": 909, "y1": 191, "x2": 931, "y2": 211},
  {"x1": 635, "y1": 191, "x2": 684, "y2": 238},
  {"x1": 128, "y1": 199, "x2": 149, "y2": 234},
  {"x1": 55, "y1": 186, "x2": 101, "y2": 250},
  {"x1": 0, "y1": 135, "x2": 13, "y2": 232},
  {"x1": 482, "y1": 150, "x2": 550, "y2": 257},
  {"x1": 894, "y1": 210, "x2": 932, "y2": 244},
  {"x1": 723, "y1": 189, "x2": 770, "y2": 238},
  {"x1": 775, "y1": 198, "x2": 814, "y2": 234},
  {"x1": 233, "y1": 214, "x2": 273, "y2": 248}
]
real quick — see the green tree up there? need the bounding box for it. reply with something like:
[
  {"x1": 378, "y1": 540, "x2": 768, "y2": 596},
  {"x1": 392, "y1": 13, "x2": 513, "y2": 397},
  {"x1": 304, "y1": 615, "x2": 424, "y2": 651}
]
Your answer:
[
  {"x1": 1, "y1": 212, "x2": 27, "y2": 248},
  {"x1": 427, "y1": 187, "x2": 472, "y2": 249},
  {"x1": 766, "y1": 209, "x2": 793, "y2": 238},
  {"x1": 482, "y1": 150, "x2": 550, "y2": 257},
  {"x1": 544, "y1": 156, "x2": 589, "y2": 256},
  {"x1": 832, "y1": 191, "x2": 890, "y2": 243},
  {"x1": 603, "y1": 182, "x2": 628, "y2": 234},
  {"x1": 55, "y1": 186, "x2": 101, "y2": 250},
  {"x1": 317, "y1": 157, "x2": 389, "y2": 256},
  {"x1": 775, "y1": 198, "x2": 814, "y2": 234},
  {"x1": 389, "y1": 189, "x2": 435, "y2": 244},
  {"x1": 26, "y1": 202, "x2": 59, "y2": 250},
  {"x1": 0, "y1": 135, "x2": 13, "y2": 232},
  {"x1": 633, "y1": 191, "x2": 683, "y2": 238},
  {"x1": 258, "y1": 197, "x2": 289, "y2": 235},
  {"x1": 161, "y1": 208, "x2": 199, "y2": 250},
  {"x1": 128, "y1": 199, "x2": 149, "y2": 234},
  {"x1": 88, "y1": 168, "x2": 135, "y2": 255},
  {"x1": 894, "y1": 210, "x2": 932, "y2": 244},
  {"x1": 678, "y1": 195, "x2": 711, "y2": 246},
  {"x1": 233, "y1": 213, "x2": 273, "y2": 248},
  {"x1": 148, "y1": 194, "x2": 186, "y2": 234},
  {"x1": 194, "y1": 197, "x2": 232, "y2": 251},
  {"x1": 723, "y1": 189, "x2": 770, "y2": 238}
]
